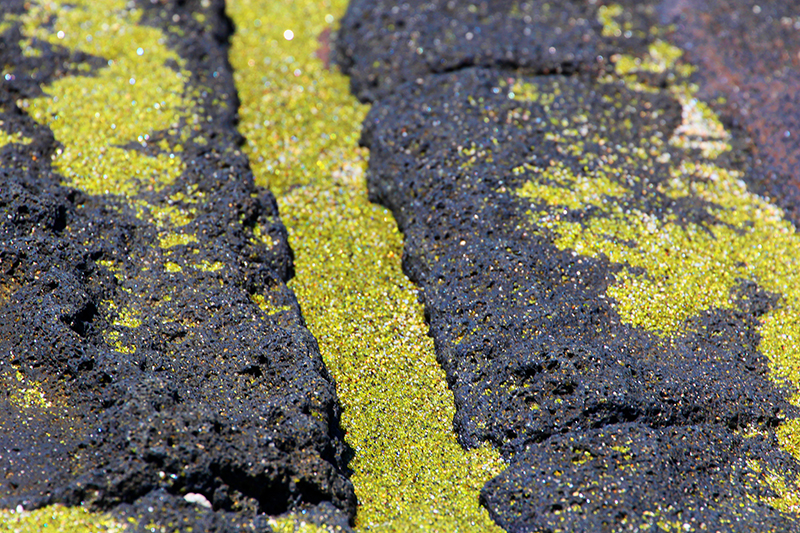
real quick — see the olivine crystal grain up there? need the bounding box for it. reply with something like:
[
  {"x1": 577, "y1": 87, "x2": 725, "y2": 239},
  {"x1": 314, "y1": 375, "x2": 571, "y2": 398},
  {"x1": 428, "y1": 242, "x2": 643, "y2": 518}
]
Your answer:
[{"x1": 229, "y1": 0, "x2": 504, "y2": 530}]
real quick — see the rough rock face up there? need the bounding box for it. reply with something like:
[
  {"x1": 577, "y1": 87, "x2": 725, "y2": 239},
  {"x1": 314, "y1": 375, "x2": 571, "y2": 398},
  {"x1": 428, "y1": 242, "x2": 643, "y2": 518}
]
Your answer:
[
  {"x1": 335, "y1": 0, "x2": 659, "y2": 102},
  {"x1": 0, "y1": 0, "x2": 354, "y2": 529},
  {"x1": 483, "y1": 423, "x2": 799, "y2": 531},
  {"x1": 664, "y1": 0, "x2": 800, "y2": 225},
  {"x1": 338, "y1": 0, "x2": 800, "y2": 530}
]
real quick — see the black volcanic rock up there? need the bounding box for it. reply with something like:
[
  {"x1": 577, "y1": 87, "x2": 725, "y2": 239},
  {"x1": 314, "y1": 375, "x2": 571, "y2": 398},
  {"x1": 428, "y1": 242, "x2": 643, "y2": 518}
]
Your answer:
[
  {"x1": 0, "y1": 0, "x2": 354, "y2": 529},
  {"x1": 483, "y1": 423, "x2": 797, "y2": 532},
  {"x1": 335, "y1": 0, "x2": 660, "y2": 102},
  {"x1": 340, "y1": 4, "x2": 800, "y2": 526}
]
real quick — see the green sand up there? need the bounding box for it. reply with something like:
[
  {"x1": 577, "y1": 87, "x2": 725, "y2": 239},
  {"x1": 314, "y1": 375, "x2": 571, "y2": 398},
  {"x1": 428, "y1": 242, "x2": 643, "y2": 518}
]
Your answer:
[
  {"x1": 3, "y1": 0, "x2": 800, "y2": 529},
  {"x1": 228, "y1": 0, "x2": 505, "y2": 530}
]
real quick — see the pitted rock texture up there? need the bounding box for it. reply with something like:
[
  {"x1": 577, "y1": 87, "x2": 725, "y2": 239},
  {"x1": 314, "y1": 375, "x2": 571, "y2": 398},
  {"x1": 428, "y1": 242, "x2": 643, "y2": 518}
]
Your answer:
[
  {"x1": 483, "y1": 423, "x2": 798, "y2": 532},
  {"x1": 335, "y1": 0, "x2": 660, "y2": 102},
  {"x1": 0, "y1": 0, "x2": 354, "y2": 529},
  {"x1": 339, "y1": 2, "x2": 800, "y2": 528}
]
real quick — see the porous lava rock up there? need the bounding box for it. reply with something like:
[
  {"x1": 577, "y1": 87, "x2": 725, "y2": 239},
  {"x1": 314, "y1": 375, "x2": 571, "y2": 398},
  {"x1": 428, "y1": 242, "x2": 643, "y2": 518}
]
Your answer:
[
  {"x1": 483, "y1": 423, "x2": 798, "y2": 532},
  {"x1": 335, "y1": 0, "x2": 659, "y2": 102},
  {"x1": 0, "y1": 0, "x2": 354, "y2": 529},
  {"x1": 338, "y1": 1, "x2": 800, "y2": 529}
]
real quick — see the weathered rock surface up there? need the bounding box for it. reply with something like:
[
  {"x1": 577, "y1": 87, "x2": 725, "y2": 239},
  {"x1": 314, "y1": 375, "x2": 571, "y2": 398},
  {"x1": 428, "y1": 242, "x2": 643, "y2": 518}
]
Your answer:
[
  {"x1": 338, "y1": 0, "x2": 800, "y2": 530},
  {"x1": 664, "y1": 0, "x2": 800, "y2": 224},
  {"x1": 0, "y1": 0, "x2": 354, "y2": 529},
  {"x1": 336, "y1": 0, "x2": 659, "y2": 102},
  {"x1": 3, "y1": 0, "x2": 800, "y2": 530}
]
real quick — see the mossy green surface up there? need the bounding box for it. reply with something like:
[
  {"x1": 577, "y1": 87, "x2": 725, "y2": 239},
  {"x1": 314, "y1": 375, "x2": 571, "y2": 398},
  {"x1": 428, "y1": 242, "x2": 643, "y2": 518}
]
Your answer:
[
  {"x1": 228, "y1": 0, "x2": 505, "y2": 530},
  {"x1": 0, "y1": 505, "x2": 128, "y2": 533}
]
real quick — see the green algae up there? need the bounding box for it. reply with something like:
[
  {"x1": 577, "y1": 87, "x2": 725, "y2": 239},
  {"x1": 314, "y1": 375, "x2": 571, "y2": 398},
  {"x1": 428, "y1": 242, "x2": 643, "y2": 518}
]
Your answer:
[
  {"x1": 19, "y1": 0, "x2": 191, "y2": 198},
  {"x1": 0, "y1": 505, "x2": 128, "y2": 533},
  {"x1": 228, "y1": 0, "x2": 504, "y2": 530}
]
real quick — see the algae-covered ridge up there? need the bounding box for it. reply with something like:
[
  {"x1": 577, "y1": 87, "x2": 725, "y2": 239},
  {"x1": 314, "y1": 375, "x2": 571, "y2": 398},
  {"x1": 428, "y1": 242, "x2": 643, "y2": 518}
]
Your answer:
[
  {"x1": 512, "y1": 4, "x2": 800, "y2": 507},
  {"x1": 1, "y1": 0, "x2": 314, "y2": 528}
]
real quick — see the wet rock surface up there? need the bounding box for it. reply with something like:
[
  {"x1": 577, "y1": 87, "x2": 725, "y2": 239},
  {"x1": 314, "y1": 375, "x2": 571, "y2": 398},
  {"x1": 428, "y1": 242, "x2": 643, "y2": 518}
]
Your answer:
[
  {"x1": 0, "y1": 0, "x2": 354, "y2": 529},
  {"x1": 339, "y1": 0, "x2": 800, "y2": 530}
]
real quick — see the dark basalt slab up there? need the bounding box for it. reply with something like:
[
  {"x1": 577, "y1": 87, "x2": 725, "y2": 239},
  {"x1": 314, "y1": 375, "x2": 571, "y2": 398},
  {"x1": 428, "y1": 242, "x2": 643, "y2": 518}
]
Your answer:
[
  {"x1": 335, "y1": 0, "x2": 660, "y2": 102},
  {"x1": 0, "y1": 0, "x2": 354, "y2": 529},
  {"x1": 342, "y1": 7, "x2": 800, "y2": 525},
  {"x1": 483, "y1": 423, "x2": 797, "y2": 532}
]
